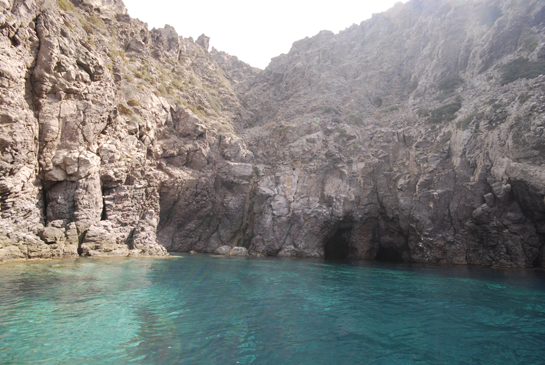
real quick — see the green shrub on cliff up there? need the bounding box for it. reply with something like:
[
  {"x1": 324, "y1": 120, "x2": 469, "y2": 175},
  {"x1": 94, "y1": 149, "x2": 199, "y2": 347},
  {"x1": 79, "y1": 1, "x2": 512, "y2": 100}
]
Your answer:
[
  {"x1": 127, "y1": 99, "x2": 141, "y2": 107},
  {"x1": 345, "y1": 114, "x2": 363, "y2": 126},
  {"x1": 87, "y1": 14, "x2": 105, "y2": 31},
  {"x1": 417, "y1": 108, "x2": 430, "y2": 117},
  {"x1": 428, "y1": 96, "x2": 462, "y2": 124},
  {"x1": 323, "y1": 106, "x2": 341, "y2": 115},
  {"x1": 501, "y1": 57, "x2": 545, "y2": 85},
  {"x1": 438, "y1": 73, "x2": 464, "y2": 94},
  {"x1": 117, "y1": 103, "x2": 133, "y2": 116},
  {"x1": 518, "y1": 93, "x2": 533, "y2": 105}
]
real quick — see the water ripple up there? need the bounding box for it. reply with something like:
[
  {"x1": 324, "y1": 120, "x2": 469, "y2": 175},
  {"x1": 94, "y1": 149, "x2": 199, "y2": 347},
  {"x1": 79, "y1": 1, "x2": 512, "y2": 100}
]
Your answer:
[{"x1": 0, "y1": 256, "x2": 544, "y2": 364}]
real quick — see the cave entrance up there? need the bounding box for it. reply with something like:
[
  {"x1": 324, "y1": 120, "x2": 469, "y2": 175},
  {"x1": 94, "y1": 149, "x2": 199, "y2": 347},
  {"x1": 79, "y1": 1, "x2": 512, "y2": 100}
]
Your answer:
[
  {"x1": 375, "y1": 246, "x2": 404, "y2": 263},
  {"x1": 324, "y1": 224, "x2": 352, "y2": 260}
]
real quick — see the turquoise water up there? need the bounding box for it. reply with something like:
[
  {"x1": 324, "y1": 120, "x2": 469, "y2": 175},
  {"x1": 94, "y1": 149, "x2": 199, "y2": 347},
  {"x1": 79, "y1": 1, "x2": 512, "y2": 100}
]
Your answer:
[{"x1": 1, "y1": 255, "x2": 544, "y2": 364}]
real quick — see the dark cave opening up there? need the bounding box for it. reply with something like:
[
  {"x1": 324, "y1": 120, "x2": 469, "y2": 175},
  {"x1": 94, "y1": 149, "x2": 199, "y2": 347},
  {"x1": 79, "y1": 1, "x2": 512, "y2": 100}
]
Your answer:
[
  {"x1": 323, "y1": 226, "x2": 352, "y2": 260},
  {"x1": 375, "y1": 246, "x2": 404, "y2": 263}
]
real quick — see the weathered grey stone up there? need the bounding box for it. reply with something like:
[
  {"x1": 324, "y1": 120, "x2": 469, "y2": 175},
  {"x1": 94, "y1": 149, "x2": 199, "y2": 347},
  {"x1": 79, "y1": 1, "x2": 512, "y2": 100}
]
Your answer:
[
  {"x1": 40, "y1": 227, "x2": 64, "y2": 244},
  {"x1": 215, "y1": 245, "x2": 232, "y2": 255},
  {"x1": 80, "y1": 222, "x2": 129, "y2": 257},
  {"x1": 229, "y1": 247, "x2": 248, "y2": 256}
]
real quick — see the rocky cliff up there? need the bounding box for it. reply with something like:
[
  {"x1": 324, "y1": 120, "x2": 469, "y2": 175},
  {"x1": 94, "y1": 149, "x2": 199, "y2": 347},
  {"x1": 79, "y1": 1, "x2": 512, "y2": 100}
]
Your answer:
[{"x1": 1, "y1": 0, "x2": 544, "y2": 268}]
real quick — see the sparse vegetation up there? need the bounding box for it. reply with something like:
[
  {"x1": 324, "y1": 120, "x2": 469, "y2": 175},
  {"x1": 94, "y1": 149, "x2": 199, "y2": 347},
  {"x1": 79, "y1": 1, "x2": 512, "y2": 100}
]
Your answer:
[
  {"x1": 117, "y1": 103, "x2": 133, "y2": 116},
  {"x1": 345, "y1": 114, "x2": 363, "y2": 126},
  {"x1": 491, "y1": 102, "x2": 503, "y2": 110},
  {"x1": 417, "y1": 108, "x2": 430, "y2": 117},
  {"x1": 486, "y1": 98, "x2": 503, "y2": 110},
  {"x1": 171, "y1": 80, "x2": 184, "y2": 90},
  {"x1": 501, "y1": 57, "x2": 545, "y2": 85},
  {"x1": 438, "y1": 73, "x2": 464, "y2": 94},
  {"x1": 57, "y1": 0, "x2": 75, "y2": 12},
  {"x1": 127, "y1": 99, "x2": 141, "y2": 107},
  {"x1": 457, "y1": 113, "x2": 475, "y2": 130},
  {"x1": 157, "y1": 85, "x2": 167, "y2": 97},
  {"x1": 323, "y1": 106, "x2": 341, "y2": 115},
  {"x1": 518, "y1": 93, "x2": 533, "y2": 105},
  {"x1": 206, "y1": 94, "x2": 222, "y2": 114},
  {"x1": 78, "y1": 18, "x2": 94, "y2": 34},
  {"x1": 107, "y1": 49, "x2": 127, "y2": 63},
  {"x1": 527, "y1": 40, "x2": 539, "y2": 52},
  {"x1": 187, "y1": 104, "x2": 199, "y2": 115},
  {"x1": 428, "y1": 96, "x2": 462, "y2": 124},
  {"x1": 87, "y1": 14, "x2": 105, "y2": 31}
]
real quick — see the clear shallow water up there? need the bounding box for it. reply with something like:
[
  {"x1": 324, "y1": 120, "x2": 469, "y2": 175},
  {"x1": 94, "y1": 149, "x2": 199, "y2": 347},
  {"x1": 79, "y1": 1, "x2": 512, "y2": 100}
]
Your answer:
[{"x1": 0, "y1": 256, "x2": 544, "y2": 365}]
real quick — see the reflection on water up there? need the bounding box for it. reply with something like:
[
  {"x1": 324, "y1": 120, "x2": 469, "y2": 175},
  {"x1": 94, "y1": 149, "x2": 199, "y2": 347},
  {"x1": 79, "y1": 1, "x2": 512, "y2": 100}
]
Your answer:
[{"x1": 0, "y1": 256, "x2": 544, "y2": 364}]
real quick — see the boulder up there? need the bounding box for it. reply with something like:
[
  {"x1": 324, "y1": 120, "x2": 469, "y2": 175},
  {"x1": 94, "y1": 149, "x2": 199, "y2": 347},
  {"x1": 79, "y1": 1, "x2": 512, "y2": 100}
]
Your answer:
[
  {"x1": 229, "y1": 247, "x2": 248, "y2": 256},
  {"x1": 215, "y1": 245, "x2": 232, "y2": 255},
  {"x1": 40, "y1": 227, "x2": 65, "y2": 244}
]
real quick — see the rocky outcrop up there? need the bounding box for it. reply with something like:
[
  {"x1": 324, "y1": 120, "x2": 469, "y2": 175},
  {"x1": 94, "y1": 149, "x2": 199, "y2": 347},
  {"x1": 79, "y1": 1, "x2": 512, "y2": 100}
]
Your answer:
[
  {"x1": 215, "y1": 245, "x2": 248, "y2": 256},
  {"x1": 0, "y1": 0, "x2": 248, "y2": 261},
  {"x1": 196, "y1": 34, "x2": 210, "y2": 51},
  {"x1": 211, "y1": 47, "x2": 261, "y2": 91},
  {"x1": 232, "y1": 0, "x2": 545, "y2": 268},
  {"x1": 0, "y1": 0, "x2": 544, "y2": 268}
]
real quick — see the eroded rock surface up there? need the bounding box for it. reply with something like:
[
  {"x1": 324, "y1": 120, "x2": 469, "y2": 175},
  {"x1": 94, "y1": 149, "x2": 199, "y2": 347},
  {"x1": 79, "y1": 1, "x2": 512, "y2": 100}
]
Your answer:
[{"x1": 0, "y1": 0, "x2": 544, "y2": 268}]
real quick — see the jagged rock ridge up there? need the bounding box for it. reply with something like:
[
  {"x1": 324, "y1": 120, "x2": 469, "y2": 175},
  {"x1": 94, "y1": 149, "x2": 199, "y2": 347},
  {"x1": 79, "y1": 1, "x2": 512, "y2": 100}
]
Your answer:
[{"x1": 0, "y1": 0, "x2": 544, "y2": 268}]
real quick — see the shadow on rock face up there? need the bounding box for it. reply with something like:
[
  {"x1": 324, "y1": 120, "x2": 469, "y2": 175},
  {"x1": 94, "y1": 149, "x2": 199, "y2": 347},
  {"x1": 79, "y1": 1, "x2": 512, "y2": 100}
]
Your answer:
[
  {"x1": 323, "y1": 225, "x2": 352, "y2": 260},
  {"x1": 375, "y1": 246, "x2": 405, "y2": 263}
]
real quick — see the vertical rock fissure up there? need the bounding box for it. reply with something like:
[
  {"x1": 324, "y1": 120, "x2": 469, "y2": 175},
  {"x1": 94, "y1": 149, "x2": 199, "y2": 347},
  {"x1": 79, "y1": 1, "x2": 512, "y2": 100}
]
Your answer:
[
  {"x1": 231, "y1": 170, "x2": 257, "y2": 248},
  {"x1": 77, "y1": 230, "x2": 87, "y2": 256}
]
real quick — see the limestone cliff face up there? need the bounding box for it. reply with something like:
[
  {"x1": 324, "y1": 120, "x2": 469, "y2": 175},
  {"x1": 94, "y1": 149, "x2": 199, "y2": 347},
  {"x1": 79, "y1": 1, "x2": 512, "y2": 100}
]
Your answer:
[{"x1": 0, "y1": 0, "x2": 544, "y2": 268}]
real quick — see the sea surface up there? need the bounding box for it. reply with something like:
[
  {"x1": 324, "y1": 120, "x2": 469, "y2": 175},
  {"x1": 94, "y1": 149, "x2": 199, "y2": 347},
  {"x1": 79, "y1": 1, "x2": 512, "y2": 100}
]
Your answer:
[{"x1": 0, "y1": 255, "x2": 544, "y2": 364}]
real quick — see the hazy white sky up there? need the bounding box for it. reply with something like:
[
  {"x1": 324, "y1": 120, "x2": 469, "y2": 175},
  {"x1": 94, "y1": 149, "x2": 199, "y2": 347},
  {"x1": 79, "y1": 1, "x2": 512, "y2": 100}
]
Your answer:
[{"x1": 122, "y1": 0, "x2": 408, "y2": 69}]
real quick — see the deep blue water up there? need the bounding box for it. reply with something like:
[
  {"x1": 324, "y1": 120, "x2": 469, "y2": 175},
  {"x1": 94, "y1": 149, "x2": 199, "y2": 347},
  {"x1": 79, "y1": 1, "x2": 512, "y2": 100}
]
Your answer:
[{"x1": 0, "y1": 255, "x2": 544, "y2": 364}]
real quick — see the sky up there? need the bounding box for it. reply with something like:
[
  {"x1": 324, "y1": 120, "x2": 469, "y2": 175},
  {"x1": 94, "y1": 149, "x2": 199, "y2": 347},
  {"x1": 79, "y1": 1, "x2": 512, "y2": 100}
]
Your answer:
[{"x1": 122, "y1": 0, "x2": 408, "y2": 69}]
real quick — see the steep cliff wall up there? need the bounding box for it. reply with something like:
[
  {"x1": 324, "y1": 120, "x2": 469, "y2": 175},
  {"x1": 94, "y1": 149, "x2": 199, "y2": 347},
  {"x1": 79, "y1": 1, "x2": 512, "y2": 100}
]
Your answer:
[
  {"x1": 235, "y1": 0, "x2": 545, "y2": 267},
  {"x1": 1, "y1": 0, "x2": 544, "y2": 268},
  {"x1": 0, "y1": 0, "x2": 254, "y2": 260}
]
